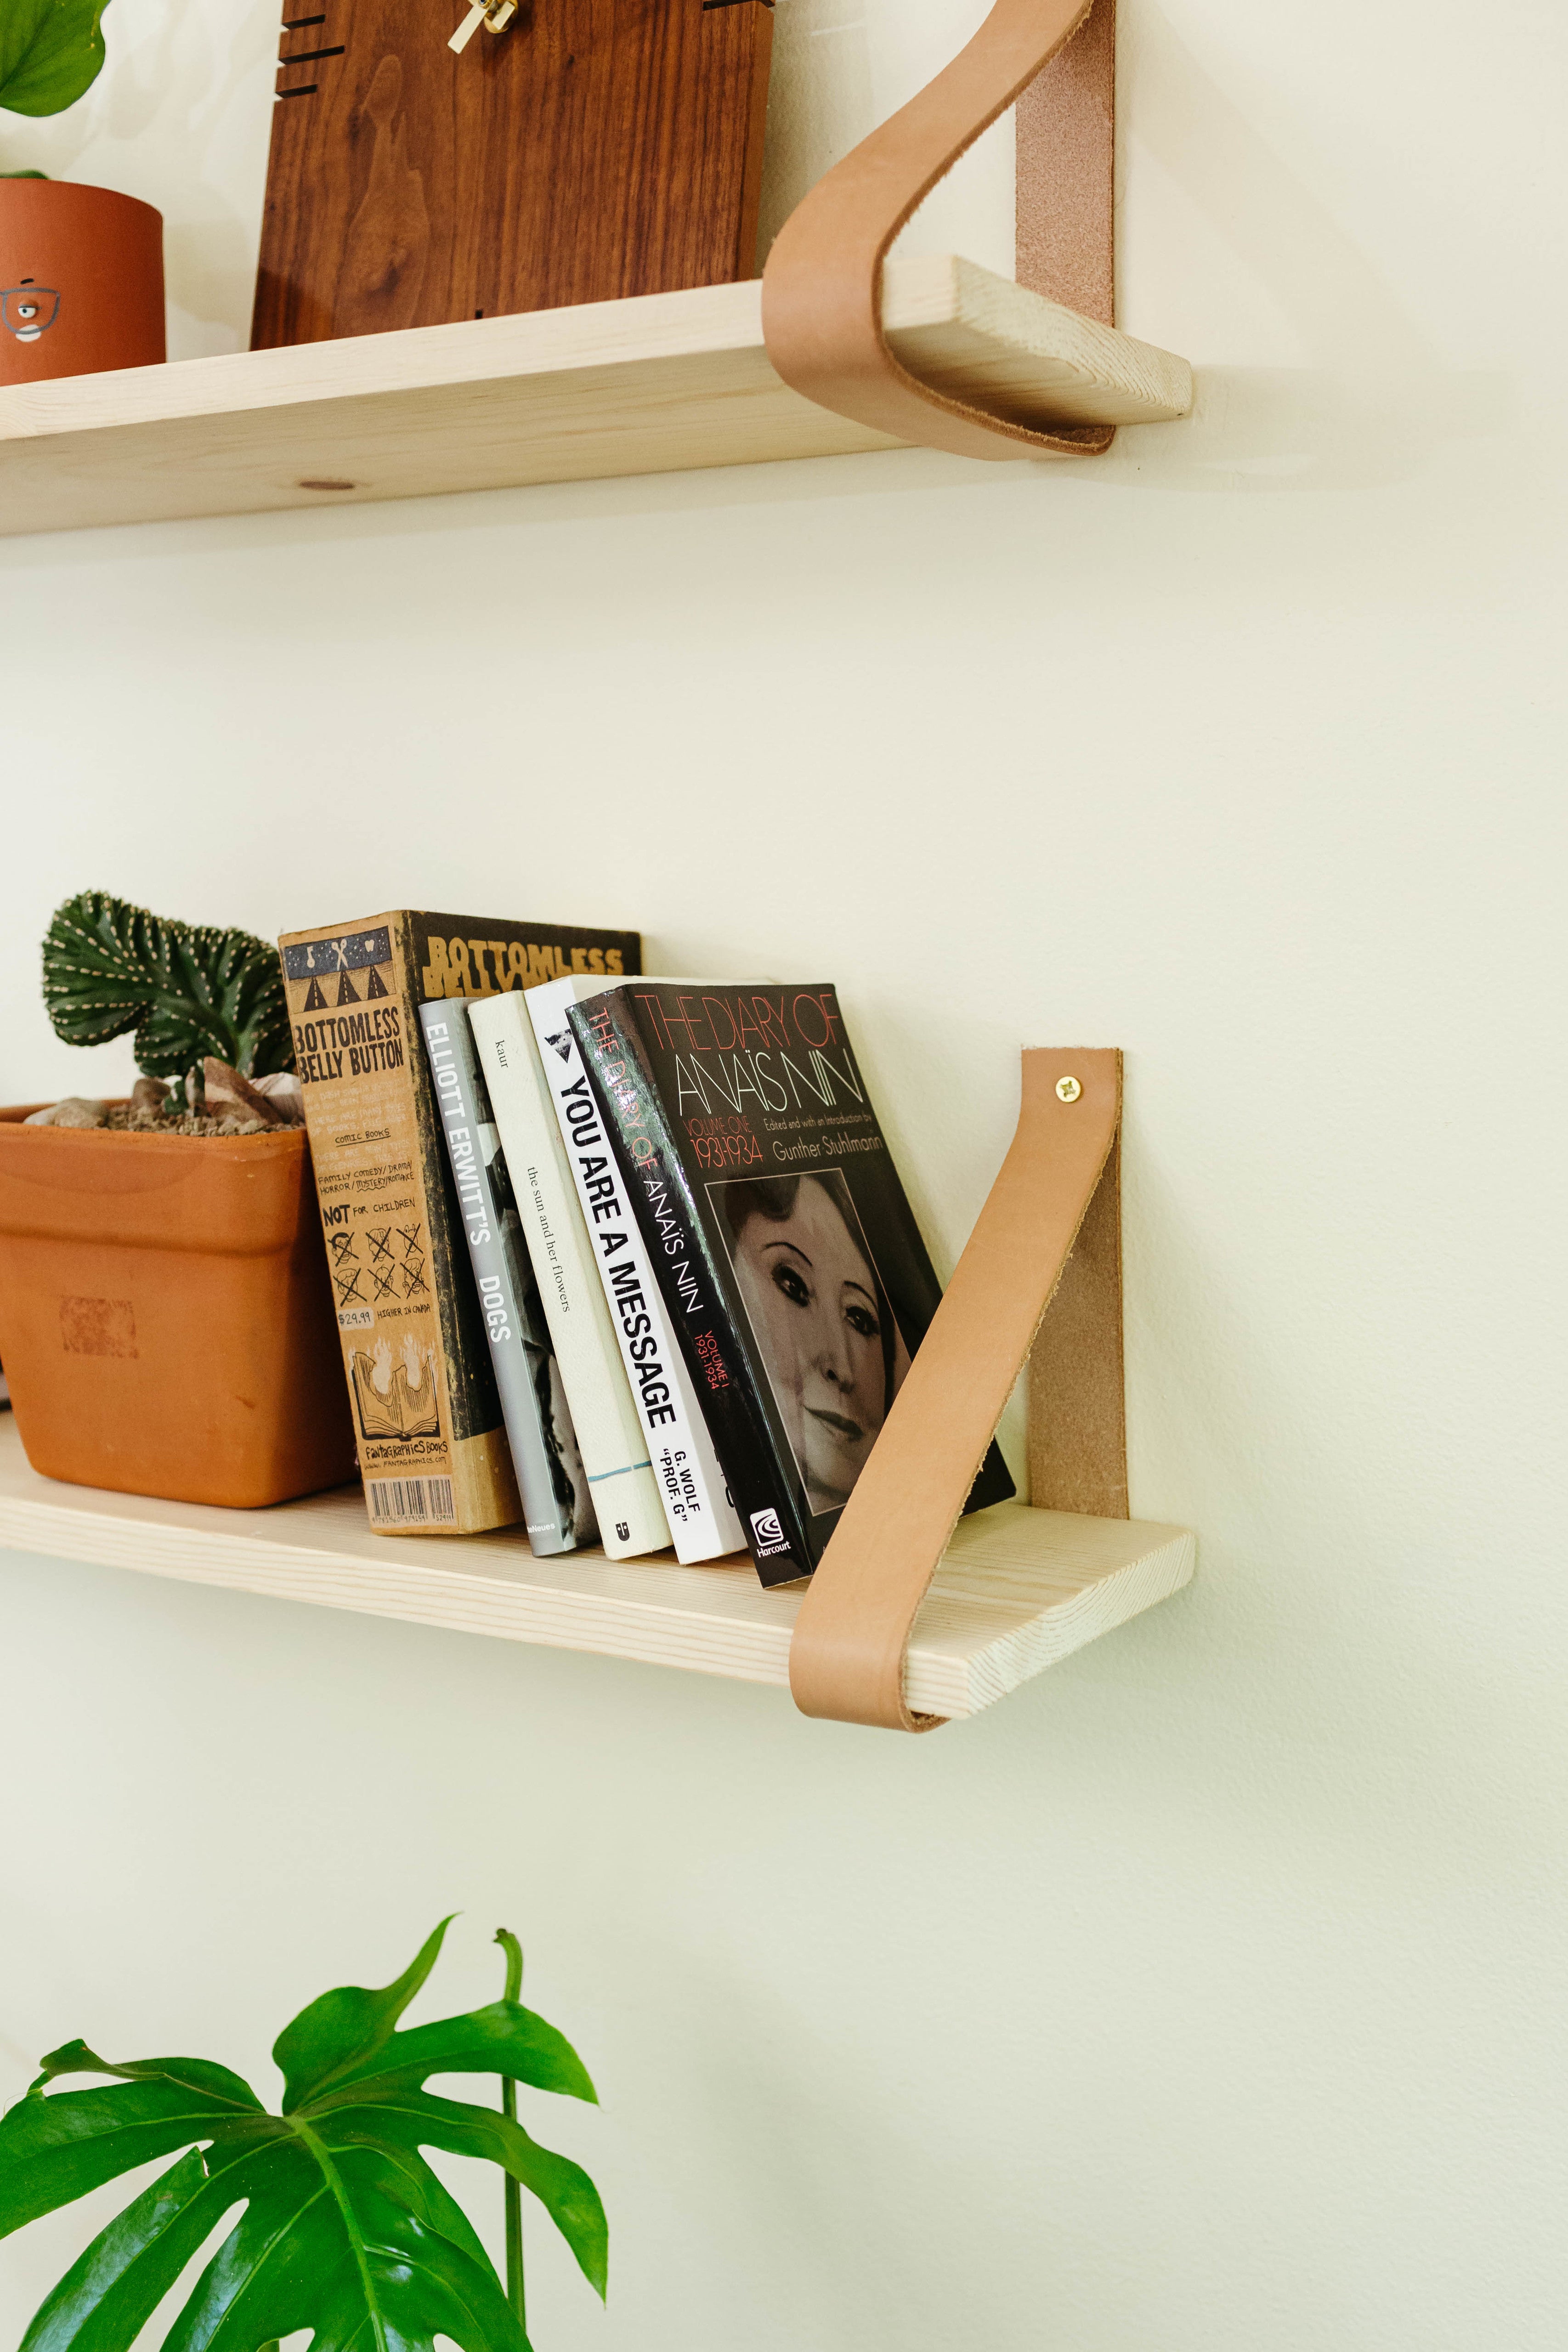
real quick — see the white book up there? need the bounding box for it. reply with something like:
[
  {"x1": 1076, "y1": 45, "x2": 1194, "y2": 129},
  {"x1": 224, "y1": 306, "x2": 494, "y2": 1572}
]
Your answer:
[
  {"x1": 526, "y1": 975, "x2": 745, "y2": 1564},
  {"x1": 468, "y1": 993, "x2": 670, "y2": 1561}
]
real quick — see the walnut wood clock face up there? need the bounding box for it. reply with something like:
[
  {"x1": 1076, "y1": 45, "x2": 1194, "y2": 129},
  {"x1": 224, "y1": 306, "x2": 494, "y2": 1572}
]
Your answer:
[{"x1": 252, "y1": 0, "x2": 774, "y2": 348}]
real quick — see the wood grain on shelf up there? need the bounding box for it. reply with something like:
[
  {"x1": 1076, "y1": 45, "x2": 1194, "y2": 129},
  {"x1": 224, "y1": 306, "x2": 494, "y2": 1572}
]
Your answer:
[
  {"x1": 0, "y1": 255, "x2": 1192, "y2": 538},
  {"x1": 253, "y1": 0, "x2": 772, "y2": 348},
  {"x1": 0, "y1": 1420, "x2": 1193, "y2": 1720}
]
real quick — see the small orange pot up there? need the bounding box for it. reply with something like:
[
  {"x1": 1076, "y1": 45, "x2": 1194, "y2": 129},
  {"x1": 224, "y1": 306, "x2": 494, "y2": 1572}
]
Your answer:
[
  {"x1": 0, "y1": 179, "x2": 164, "y2": 386},
  {"x1": 0, "y1": 1110, "x2": 356, "y2": 1508}
]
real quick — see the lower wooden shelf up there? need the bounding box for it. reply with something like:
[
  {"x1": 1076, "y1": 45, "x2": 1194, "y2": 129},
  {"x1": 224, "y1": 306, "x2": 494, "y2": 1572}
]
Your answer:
[
  {"x1": 0, "y1": 1418, "x2": 1192, "y2": 1720},
  {"x1": 0, "y1": 254, "x2": 1192, "y2": 539}
]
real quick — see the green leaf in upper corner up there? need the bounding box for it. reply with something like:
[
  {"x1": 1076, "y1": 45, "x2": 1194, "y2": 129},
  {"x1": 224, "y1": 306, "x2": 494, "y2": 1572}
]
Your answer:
[
  {"x1": 0, "y1": 0, "x2": 110, "y2": 119},
  {"x1": 0, "y1": 165, "x2": 48, "y2": 175},
  {"x1": 41, "y1": 890, "x2": 294, "y2": 1081},
  {"x1": 273, "y1": 1917, "x2": 456, "y2": 2111}
]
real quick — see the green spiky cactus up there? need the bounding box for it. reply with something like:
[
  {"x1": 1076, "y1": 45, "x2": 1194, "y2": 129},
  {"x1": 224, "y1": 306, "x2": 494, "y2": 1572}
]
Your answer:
[{"x1": 42, "y1": 890, "x2": 294, "y2": 1110}]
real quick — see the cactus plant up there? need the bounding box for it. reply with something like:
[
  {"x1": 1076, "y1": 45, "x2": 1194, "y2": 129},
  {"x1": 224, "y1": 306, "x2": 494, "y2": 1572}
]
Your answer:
[{"x1": 42, "y1": 889, "x2": 294, "y2": 1111}]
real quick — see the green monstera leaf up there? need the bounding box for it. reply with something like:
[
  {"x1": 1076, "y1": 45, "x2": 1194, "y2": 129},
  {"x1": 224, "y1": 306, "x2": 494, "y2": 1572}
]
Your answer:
[
  {"x1": 0, "y1": 0, "x2": 110, "y2": 119},
  {"x1": 0, "y1": 1918, "x2": 606, "y2": 2352},
  {"x1": 42, "y1": 890, "x2": 294, "y2": 1083}
]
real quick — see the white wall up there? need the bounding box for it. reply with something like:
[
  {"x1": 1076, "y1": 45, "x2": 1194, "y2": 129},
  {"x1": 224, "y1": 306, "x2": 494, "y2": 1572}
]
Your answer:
[{"x1": 2, "y1": 3, "x2": 1565, "y2": 2348}]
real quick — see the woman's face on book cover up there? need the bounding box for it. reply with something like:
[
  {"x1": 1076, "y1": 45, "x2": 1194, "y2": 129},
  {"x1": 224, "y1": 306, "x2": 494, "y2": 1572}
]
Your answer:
[{"x1": 731, "y1": 1175, "x2": 890, "y2": 1510}]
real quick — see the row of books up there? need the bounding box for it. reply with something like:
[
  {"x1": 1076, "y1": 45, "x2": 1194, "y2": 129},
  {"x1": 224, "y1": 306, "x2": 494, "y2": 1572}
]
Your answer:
[{"x1": 279, "y1": 910, "x2": 1012, "y2": 1588}]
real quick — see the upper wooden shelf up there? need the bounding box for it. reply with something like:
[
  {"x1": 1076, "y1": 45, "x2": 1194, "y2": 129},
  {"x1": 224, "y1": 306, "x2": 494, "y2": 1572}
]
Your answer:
[
  {"x1": 0, "y1": 254, "x2": 1191, "y2": 539},
  {"x1": 0, "y1": 1419, "x2": 1193, "y2": 1722}
]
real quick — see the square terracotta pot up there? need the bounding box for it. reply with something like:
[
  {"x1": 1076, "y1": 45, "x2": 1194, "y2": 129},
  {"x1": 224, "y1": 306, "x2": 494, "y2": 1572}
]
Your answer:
[{"x1": 0, "y1": 1108, "x2": 357, "y2": 1508}]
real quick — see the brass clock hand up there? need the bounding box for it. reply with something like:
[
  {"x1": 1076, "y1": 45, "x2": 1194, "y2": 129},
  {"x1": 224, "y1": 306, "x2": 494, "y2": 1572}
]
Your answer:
[{"x1": 449, "y1": 0, "x2": 517, "y2": 54}]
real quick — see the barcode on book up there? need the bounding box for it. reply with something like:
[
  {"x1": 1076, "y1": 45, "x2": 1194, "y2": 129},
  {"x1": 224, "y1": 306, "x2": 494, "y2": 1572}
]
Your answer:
[{"x1": 367, "y1": 1475, "x2": 457, "y2": 1527}]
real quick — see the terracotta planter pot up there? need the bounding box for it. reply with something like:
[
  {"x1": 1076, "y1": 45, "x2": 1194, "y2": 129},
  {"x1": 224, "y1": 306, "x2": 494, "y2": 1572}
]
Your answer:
[
  {"x1": 0, "y1": 179, "x2": 164, "y2": 386},
  {"x1": 0, "y1": 1110, "x2": 356, "y2": 1508}
]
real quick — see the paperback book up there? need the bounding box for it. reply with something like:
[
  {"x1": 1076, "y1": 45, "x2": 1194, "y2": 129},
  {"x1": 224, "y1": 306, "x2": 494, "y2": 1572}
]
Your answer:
[
  {"x1": 277, "y1": 909, "x2": 640, "y2": 1534},
  {"x1": 527, "y1": 975, "x2": 745, "y2": 1565},
  {"x1": 419, "y1": 999, "x2": 594, "y2": 1556},
  {"x1": 567, "y1": 980, "x2": 1014, "y2": 1583},
  {"x1": 468, "y1": 992, "x2": 670, "y2": 1560}
]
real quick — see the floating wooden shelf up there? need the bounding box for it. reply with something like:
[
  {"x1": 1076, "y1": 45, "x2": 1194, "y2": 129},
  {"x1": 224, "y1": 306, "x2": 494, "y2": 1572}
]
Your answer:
[
  {"x1": 0, "y1": 1419, "x2": 1192, "y2": 1721},
  {"x1": 0, "y1": 254, "x2": 1191, "y2": 539}
]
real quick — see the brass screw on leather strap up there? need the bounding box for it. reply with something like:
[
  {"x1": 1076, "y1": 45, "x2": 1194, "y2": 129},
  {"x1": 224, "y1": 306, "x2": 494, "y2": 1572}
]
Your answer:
[{"x1": 1056, "y1": 1075, "x2": 1082, "y2": 1102}]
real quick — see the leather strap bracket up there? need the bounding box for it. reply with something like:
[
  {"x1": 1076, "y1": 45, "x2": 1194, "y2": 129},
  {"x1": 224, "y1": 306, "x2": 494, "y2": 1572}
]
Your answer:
[
  {"x1": 761, "y1": 0, "x2": 1116, "y2": 464},
  {"x1": 788, "y1": 1050, "x2": 1125, "y2": 1732}
]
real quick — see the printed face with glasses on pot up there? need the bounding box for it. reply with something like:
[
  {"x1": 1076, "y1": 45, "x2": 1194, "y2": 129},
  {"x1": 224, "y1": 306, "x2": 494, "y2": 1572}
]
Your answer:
[{"x1": 1, "y1": 278, "x2": 60, "y2": 341}]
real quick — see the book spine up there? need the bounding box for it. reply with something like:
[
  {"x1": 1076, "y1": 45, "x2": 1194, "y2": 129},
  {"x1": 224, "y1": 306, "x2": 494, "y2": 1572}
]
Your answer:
[
  {"x1": 527, "y1": 980, "x2": 745, "y2": 1565},
  {"x1": 467, "y1": 995, "x2": 670, "y2": 1561},
  {"x1": 279, "y1": 914, "x2": 522, "y2": 1536},
  {"x1": 419, "y1": 1001, "x2": 589, "y2": 1558},
  {"x1": 568, "y1": 992, "x2": 812, "y2": 1587}
]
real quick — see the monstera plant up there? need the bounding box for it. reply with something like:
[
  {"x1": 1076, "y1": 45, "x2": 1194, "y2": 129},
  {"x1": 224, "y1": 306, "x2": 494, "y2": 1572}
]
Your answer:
[
  {"x1": 0, "y1": 1918, "x2": 606, "y2": 2352},
  {"x1": 0, "y1": 0, "x2": 110, "y2": 173},
  {"x1": 42, "y1": 888, "x2": 294, "y2": 1114}
]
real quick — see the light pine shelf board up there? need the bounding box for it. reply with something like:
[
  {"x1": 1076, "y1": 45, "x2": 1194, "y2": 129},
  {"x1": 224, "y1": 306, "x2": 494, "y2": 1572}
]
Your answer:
[
  {"x1": 0, "y1": 254, "x2": 1192, "y2": 538},
  {"x1": 0, "y1": 1419, "x2": 1193, "y2": 1719}
]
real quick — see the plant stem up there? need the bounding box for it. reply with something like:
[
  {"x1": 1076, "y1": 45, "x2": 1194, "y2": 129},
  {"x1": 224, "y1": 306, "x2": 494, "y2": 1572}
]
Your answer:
[{"x1": 494, "y1": 1928, "x2": 525, "y2": 2334}]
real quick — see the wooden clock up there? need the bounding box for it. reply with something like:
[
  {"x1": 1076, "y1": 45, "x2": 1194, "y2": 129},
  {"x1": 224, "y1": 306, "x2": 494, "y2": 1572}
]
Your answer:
[{"x1": 251, "y1": 0, "x2": 774, "y2": 349}]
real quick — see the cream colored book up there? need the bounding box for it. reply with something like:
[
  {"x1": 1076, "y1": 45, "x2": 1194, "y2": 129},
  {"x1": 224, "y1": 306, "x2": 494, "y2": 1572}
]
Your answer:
[{"x1": 468, "y1": 993, "x2": 670, "y2": 1560}]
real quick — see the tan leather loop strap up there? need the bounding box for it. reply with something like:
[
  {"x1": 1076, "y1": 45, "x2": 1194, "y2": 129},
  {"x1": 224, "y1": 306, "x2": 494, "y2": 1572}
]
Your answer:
[
  {"x1": 789, "y1": 1049, "x2": 1123, "y2": 1731},
  {"x1": 761, "y1": 0, "x2": 1115, "y2": 464}
]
